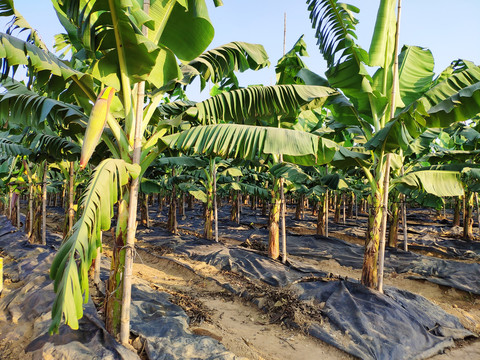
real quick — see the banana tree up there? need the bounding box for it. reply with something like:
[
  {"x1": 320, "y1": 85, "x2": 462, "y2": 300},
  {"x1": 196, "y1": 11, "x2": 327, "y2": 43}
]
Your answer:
[
  {"x1": 171, "y1": 33, "x2": 340, "y2": 260},
  {"x1": 0, "y1": 0, "x2": 242, "y2": 343},
  {"x1": 220, "y1": 159, "x2": 270, "y2": 223},
  {"x1": 150, "y1": 155, "x2": 211, "y2": 236},
  {"x1": 400, "y1": 146, "x2": 480, "y2": 240},
  {"x1": 0, "y1": 122, "x2": 82, "y2": 241},
  {"x1": 306, "y1": 0, "x2": 480, "y2": 290},
  {"x1": 162, "y1": 122, "x2": 340, "y2": 249},
  {"x1": 157, "y1": 155, "x2": 246, "y2": 240},
  {"x1": 393, "y1": 163, "x2": 480, "y2": 239},
  {"x1": 270, "y1": 162, "x2": 348, "y2": 234}
]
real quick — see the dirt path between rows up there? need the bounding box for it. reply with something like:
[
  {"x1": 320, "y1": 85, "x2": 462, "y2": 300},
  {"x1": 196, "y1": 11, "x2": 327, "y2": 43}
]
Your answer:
[
  {"x1": 31, "y1": 207, "x2": 480, "y2": 359},
  {"x1": 102, "y1": 231, "x2": 354, "y2": 360},
  {"x1": 100, "y1": 224, "x2": 480, "y2": 359}
]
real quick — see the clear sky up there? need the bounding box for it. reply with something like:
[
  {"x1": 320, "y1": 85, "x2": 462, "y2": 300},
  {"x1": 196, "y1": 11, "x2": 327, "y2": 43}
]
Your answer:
[{"x1": 2, "y1": 1, "x2": 480, "y2": 101}]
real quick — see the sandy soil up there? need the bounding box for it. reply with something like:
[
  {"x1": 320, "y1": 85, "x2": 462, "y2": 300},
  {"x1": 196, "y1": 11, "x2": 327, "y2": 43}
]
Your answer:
[
  {"x1": 2, "y1": 204, "x2": 480, "y2": 359},
  {"x1": 118, "y1": 238, "x2": 354, "y2": 360},
  {"x1": 85, "y1": 204, "x2": 480, "y2": 359}
]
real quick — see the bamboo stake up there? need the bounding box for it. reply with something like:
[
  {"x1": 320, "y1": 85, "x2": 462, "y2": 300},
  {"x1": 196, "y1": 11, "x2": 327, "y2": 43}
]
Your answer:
[
  {"x1": 16, "y1": 192, "x2": 20, "y2": 228},
  {"x1": 280, "y1": 175, "x2": 287, "y2": 264},
  {"x1": 145, "y1": 194, "x2": 150, "y2": 227},
  {"x1": 120, "y1": 84, "x2": 143, "y2": 345},
  {"x1": 8, "y1": 189, "x2": 12, "y2": 219},
  {"x1": 0, "y1": 257, "x2": 3, "y2": 294},
  {"x1": 120, "y1": 0, "x2": 148, "y2": 345},
  {"x1": 325, "y1": 190, "x2": 329, "y2": 237},
  {"x1": 182, "y1": 193, "x2": 185, "y2": 218},
  {"x1": 279, "y1": 156, "x2": 287, "y2": 263},
  {"x1": 283, "y1": 12, "x2": 286, "y2": 56},
  {"x1": 475, "y1": 193, "x2": 480, "y2": 235},
  {"x1": 325, "y1": 164, "x2": 329, "y2": 238},
  {"x1": 402, "y1": 194, "x2": 408, "y2": 251},
  {"x1": 213, "y1": 158, "x2": 219, "y2": 242},
  {"x1": 280, "y1": 13, "x2": 287, "y2": 264},
  {"x1": 237, "y1": 188, "x2": 241, "y2": 224},
  {"x1": 42, "y1": 162, "x2": 47, "y2": 245},
  {"x1": 68, "y1": 161, "x2": 75, "y2": 232},
  {"x1": 28, "y1": 183, "x2": 33, "y2": 236},
  {"x1": 238, "y1": 192, "x2": 242, "y2": 217},
  {"x1": 355, "y1": 193, "x2": 358, "y2": 222},
  {"x1": 378, "y1": 0, "x2": 402, "y2": 294}
]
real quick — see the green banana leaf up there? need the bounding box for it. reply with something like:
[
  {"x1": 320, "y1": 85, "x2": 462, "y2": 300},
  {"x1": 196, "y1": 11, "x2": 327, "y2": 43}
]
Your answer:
[
  {"x1": 421, "y1": 150, "x2": 480, "y2": 164},
  {"x1": 140, "y1": 178, "x2": 164, "y2": 194},
  {"x1": 368, "y1": 0, "x2": 401, "y2": 109},
  {"x1": 230, "y1": 181, "x2": 269, "y2": 199},
  {"x1": 157, "y1": 156, "x2": 206, "y2": 168},
  {"x1": 397, "y1": 45, "x2": 435, "y2": 107},
  {"x1": 157, "y1": 100, "x2": 198, "y2": 118},
  {"x1": 0, "y1": 137, "x2": 31, "y2": 156},
  {"x1": 27, "y1": 133, "x2": 80, "y2": 162},
  {"x1": 307, "y1": 0, "x2": 360, "y2": 68},
  {"x1": 184, "y1": 84, "x2": 337, "y2": 126},
  {"x1": 366, "y1": 65, "x2": 480, "y2": 152},
  {"x1": 368, "y1": 0, "x2": 396, "y2": 67},
  {"x1": 462, "y1": 167, "x2": 480, "y2": 191},
  {"x1": 219, "y1": 167, "x2": 243, "y2": 177},
  {"x1": 392, "y1": 162, "x2": 480, "y2": 196},
  {"x1": 446, "y1": 122, "x2": 480, "y2": 145},
  {"x1": 270, "y1": 163, "x2": 312, "y2": 184},
  {"x1": 411, "y1": 65, "x2": 480, "y2": 127},
  {"x1": 185, "y1": 41, "x2": 270, "y2": 90},
  {"x1": 276, "y1": 35, "x2": 308, "y2": 85},
  {"x1": 404, "y1": 128, "x2": 440, "y2": 158},
  {"x1": 296, "y1": 68, "x2": 330, "y2": 87},
  {"x1": 0, "y1": 79, "x2": 86, "y2": 130},
  {"x1": 331, "y1": 146, "x2": 371, "y2": 169},
  {"x1": 433, "y1": 59, "x2": 477, "y2": 87},
  {"x1": 178, "y1": 182, "x2": 207, "y2": 203},
  {"x1": 0, "y1": 32, "x2": 93, "y2": 96},
  {"x1": 157, "y1": 0, "x2": 214, "y2": 62},
  {"x1": 392, "y1": 169, "x2": 464, "y2": 197},
  {"x1": 396, "y1": 187, "x2": 444, "y2": 210},
  {"x1": 0, "y1": 0, "x2": 48, "y2": 50},
  {"x1": 49, "y1": 159, "x2": 140, "y2": 334},
  {"x1": 162, "y1": 124, "x2": 338, "y2": 166},
  {"x1": 55, "y1": 0, "x2": 216, "y2": 89},
  {"x1": 88, "y1": 0, "x2": 179, "y2": 89}
]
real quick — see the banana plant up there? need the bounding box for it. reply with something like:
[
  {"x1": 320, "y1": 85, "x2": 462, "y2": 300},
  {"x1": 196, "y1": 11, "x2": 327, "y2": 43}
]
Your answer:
[
  {"x1": 219, "y1": 159, "x2": 270, "y2": 223},
  {"x1": 0, "y1": 123, "x2": 83, "y2": 242},
  {"x1": 156, "y1": 155, "x2": 245, "y2": 240},
  {"x1": 394, "y1": 137, "x2": 480, "y2": 241},
  {"x1": 0, "y1": 0, "x2": 279, "y2": 340},
  {"x1": 164, "y1": 34, "x2": 341, "y2": 260},
  {"x1": 270, "y1": 162, "x2": 347, "y2": 234},
  {"x1": 305, "y1": 0, "x2": 480, "y2": 290},
  {"x1": 0, "y1": 0, "x2": 235, "y2": 342}
]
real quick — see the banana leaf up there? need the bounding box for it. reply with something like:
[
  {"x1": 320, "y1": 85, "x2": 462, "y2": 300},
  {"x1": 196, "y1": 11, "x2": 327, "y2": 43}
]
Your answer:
[
  {"x1": 162, "y1": 124, "x2": 338, "y2": 166},
  {"x1": 49, "y1": 159, "x2": 140, "y2": 334}
]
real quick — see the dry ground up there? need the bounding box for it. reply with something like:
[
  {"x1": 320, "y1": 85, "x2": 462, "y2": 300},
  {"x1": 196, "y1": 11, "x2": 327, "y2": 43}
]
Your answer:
[{"x1": 1, "y1": 205, "x2": 480, "y2": 359}]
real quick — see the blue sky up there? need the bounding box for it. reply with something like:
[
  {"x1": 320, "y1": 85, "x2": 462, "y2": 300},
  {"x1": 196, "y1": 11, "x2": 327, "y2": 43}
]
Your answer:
[{"x1": 2, "y1": 1, "x2": 480, "y2": 101}]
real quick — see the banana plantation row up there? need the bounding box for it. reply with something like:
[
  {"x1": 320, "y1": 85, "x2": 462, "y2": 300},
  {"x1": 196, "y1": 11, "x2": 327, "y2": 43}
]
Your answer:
[
  {"x1": 3, "y1": 172, "x2": 478, "y2": 247},
  {"x1": 0, "y1": 0, "x2": 480, "y2": 347}
]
